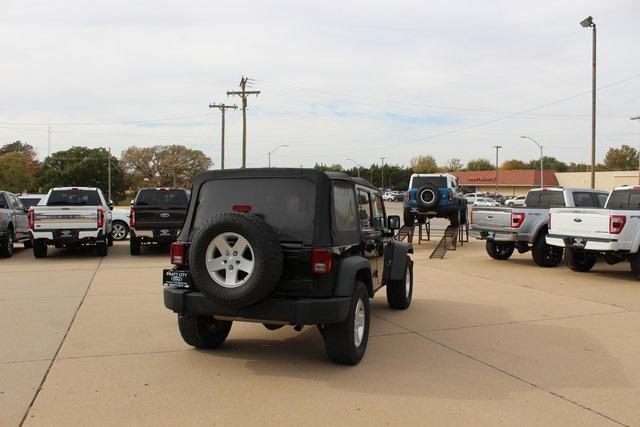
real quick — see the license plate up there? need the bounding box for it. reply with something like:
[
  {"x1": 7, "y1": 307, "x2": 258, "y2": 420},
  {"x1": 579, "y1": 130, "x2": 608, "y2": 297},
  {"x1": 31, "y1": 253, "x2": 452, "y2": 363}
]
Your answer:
[
  {"x1": 163, "y1": 269, "x2": 193, "y2": 289},
  {"x1": 570, "y1": 238, "x2": 585, "y2": 247},
  {"x1": 159, "y1": 229, "x2": 171, "y2": 235}
]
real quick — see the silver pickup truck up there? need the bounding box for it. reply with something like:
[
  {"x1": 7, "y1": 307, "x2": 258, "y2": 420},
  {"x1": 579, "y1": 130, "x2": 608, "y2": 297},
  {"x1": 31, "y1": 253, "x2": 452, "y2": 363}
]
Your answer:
[{"x1": 470, "y1": 188, "x2": 609, "y2": 267}]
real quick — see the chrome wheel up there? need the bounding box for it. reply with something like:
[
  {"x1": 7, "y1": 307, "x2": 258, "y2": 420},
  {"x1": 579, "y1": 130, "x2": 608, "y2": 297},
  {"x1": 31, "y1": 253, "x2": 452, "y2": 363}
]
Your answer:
[
  {"x1": 405, "y1": 269, "x2": 411, "y2": 298},
  {"x1": 205, "y1": 232, "x2": 255, "y2": 288},
  {"x1": 354, "y1": 298, "x2": 366, "y2": 348},
  {"x1": 111, "y1": 222, "x2": 128, "y2": 240}
]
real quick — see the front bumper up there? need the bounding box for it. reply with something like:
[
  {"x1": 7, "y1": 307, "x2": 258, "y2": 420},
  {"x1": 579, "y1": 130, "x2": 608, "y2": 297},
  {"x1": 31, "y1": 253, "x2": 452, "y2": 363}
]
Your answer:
[
  {"x1": 164, "y1": 288, "x2": 352, "y2": 325},
  {"x1": 546, "y1": 234, "x2": 620, "y2": 251}
]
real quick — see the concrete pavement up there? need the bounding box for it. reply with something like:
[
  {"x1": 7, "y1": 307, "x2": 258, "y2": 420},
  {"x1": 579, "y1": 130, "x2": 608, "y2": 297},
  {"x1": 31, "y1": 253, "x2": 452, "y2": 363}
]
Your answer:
[{"x1": 2, "y1": 231, "x2": 640, "y2": 426}]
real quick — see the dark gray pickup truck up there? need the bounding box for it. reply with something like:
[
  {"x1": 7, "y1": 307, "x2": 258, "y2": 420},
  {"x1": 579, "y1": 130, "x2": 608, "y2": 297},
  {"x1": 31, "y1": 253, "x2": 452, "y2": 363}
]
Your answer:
[{"x1": 0, "y1": 191, "x2": 31, "y2": 258}]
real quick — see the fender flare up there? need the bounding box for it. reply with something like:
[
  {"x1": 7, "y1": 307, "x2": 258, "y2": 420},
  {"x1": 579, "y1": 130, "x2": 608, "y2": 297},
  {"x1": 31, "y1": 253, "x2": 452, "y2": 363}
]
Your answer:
[
  {"x1": 334, "y1": 256, "x2": 372, "y2": 297},
  {"x1": 529, "y1": 220, "x2": 549, "y2": 244},
  {"x1": 382, "y1": 240, "x2": 412, "y2": 283}
]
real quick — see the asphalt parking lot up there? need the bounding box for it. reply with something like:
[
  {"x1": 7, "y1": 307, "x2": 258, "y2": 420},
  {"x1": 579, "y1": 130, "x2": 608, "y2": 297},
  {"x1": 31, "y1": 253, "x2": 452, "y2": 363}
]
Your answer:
[{"x1": 2, "y1": 212, "x2": 640, "y2": 425}]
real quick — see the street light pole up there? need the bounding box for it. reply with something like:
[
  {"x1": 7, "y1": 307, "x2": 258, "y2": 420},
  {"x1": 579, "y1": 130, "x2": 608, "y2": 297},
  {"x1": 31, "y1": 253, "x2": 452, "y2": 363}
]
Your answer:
[
  {"x1": 521, "y1": 136, "x2": 544, "y2": 188},
  {"x1": 380, "y1": 157, "x2": 386, "y2": 190},
  {"x1": 347, "y1": 158, "x2": 361, "y2": 178},
  {"x1": 493, "y1": 146, "x2": 502, "y2": 196},
  {"x1": 581, "y1": 16, "x2": 597, "y2": 189},
  {"x1": 632, "y1": 115, "x2": 640, "y2": 184},
  {"x1": 268, "y1": 144, "x2": 290, "y2": 167}
]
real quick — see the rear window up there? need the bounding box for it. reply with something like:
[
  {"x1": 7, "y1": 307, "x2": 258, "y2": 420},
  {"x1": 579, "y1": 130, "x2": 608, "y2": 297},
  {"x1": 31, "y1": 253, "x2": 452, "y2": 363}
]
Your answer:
[
  {"x1": 47, "y1": 190, "x2": 100, "y2": 206},
  {"x1": 136, "y1": 189, "x2": 189, "y2": 206},
  {"x1": 195, "y1": 178, "x2": 316, "y2": 243},
  {"x1": 411, "y1": 176, "x2": 447, "y2": 189},
  {"x1": 332, "y1": 183, "x2": 357, "y2": 232},
  {"x1": 606, "y1": 189, "x2": 640, "y2": 210},
  {"x1": 525, "y1": 190, "x2": 565, "y2": 208}
]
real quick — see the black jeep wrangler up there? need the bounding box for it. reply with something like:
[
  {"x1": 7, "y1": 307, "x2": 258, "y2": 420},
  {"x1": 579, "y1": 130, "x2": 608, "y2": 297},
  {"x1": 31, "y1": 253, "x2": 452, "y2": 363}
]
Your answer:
[{"x1": 163, "y1": 168, "x2": 414, "y2": 365}]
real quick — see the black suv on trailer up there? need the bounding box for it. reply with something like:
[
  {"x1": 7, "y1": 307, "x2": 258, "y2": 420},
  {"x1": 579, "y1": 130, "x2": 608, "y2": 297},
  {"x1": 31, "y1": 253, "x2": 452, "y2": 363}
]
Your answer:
[
  {"x1": 163, "y1": 168, "x2": 414, "y2": 365},
  {"x1": 129, "y1": 188, "x2": 189, "y2": 255}
]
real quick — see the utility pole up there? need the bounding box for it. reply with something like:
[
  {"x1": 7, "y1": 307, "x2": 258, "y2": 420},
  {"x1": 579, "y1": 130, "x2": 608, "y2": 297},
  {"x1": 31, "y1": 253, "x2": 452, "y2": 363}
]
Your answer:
[
  {"x1": 380, "y1": 157, "x2": 386, "y2": 190},
  {"x1": 493, "y1": 146, "x2": 502, "y2": 196},
  {"x1": 107, "y1": 147, "x2": 112, "y2": 202},
  {"x1": 632, "y1": 115, "x2": 640, "y2": 184},
  {"x1": 227, "y1": 76, "x2": 260, "y2": 168},
  {"x1": 581, "y1": 16, "x2": 597, "y2": 188},
  {"x1": 209, "y1": 103, "x2": 237, "y2": 170}
]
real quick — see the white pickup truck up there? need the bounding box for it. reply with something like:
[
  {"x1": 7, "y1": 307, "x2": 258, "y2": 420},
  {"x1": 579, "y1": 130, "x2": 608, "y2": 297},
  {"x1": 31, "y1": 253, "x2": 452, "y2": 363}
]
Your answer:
[
  {"x1": 29, "y1": 187, "x2": 113, "y2": 258},
  {"x1": 547, "y1": 186, "x2": 640, "y2": 279}
]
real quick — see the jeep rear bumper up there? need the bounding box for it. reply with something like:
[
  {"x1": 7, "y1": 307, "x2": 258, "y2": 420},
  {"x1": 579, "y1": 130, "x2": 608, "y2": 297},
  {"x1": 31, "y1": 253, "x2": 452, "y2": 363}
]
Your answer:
[{"x1": 164, "y1": 288, "x2": 352, "y2": 325}]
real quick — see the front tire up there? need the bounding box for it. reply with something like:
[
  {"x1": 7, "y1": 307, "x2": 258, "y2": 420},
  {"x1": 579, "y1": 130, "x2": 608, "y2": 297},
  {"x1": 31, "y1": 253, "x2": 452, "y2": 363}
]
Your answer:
[
  {"x1": 387, "y1": 258, "x2": 413, "y2": 310},
  {"x1": 178, "y1": 314, "x2": 232, "y2": 349},
  {"x1": 322, "y1": 281, "x2": 370, "y2": 365},
  {"x1": 33, "y1": 239, "x2": 47, "y2": 258},
  {"x1": 485, "y1": 241, "x2": 515, "y2": 260},
  {"x1": 565, "y1": 248, "x2": 596, "y2": 272},
  {"x1": 111, "y1": 221, "x2": 129, "y2": 241},
  {"x1": 531, "y1": 234, "x2": 563, "y2": 267}
]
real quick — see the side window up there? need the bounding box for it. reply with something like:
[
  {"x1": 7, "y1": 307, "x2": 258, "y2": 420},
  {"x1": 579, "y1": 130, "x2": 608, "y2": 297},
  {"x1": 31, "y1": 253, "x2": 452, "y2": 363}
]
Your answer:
[
  {"x1": 606, "y1": 191, "x2": 630, "y2": 209},
  {"x1": 357, "y1": 190, "x2": 372, "y2": 229},
  {"x1": 370, "y1": 192, "x2": 384, "y2": 228},
  {"x1": 0, "y1": 194, "x2": 8, "y2": 209},
  {"x1": 332, "y1": 183, "x2": 357, "y2": 232},
  {"x1": 525, "y1": 192, "x2": 540, "y2": 208},
  {"x1": 595, "y1": 193, "x2": 609, "y2": 208},
  {"x1": 573, "y1": 192, "x2": 597, "y2": 208},
  {"x1": 629, "y1": 192, "x2": 640, "y2": 211}
]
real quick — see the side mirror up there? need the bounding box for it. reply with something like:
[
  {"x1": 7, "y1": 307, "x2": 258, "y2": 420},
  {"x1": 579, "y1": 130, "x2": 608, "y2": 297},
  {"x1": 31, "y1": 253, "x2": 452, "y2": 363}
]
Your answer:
[
  {"x1": 130, "y1": 200, "x2": 134, "y2": 206},
  {"x1": 387, "y1": 215, "x2": 401, "y2": 231},
  {"x1": 108, "y1": 200, "x2": 114, "y2": 210}
]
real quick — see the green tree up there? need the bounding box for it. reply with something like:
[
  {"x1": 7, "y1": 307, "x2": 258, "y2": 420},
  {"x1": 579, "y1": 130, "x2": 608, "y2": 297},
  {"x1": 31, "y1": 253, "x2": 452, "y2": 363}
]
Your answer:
[
  {"x1": 445, "y1": 158, "x2": 463, "y2": 172},
  {"x1": 36, "y1": 146, "x2": 126, "y2": 203},
  {"x1": 121, "y1": 145, "x2": 212, "y2": 195},
  {"x1": 0, "y1": 152, "x2": 34, "y2": 193},
  {"x1": 603, "y1": 145, "x2": 639, "y2": 171},
  {"x1": 409, "y1": 155, "x2": 440, "y2": 173},
  {"x1": 567, "y1": 162, "x2": 590, "y2": 172},
  {"x1": 466, "y1": 158, "x2": 494, "y2": 171},
  {"x1": 526, "y1": 156, "x2": 568, "y2": 172},
  {"x1": 0, "y1": 140, "x2": 39, "y2": 172},
  {"x1": 500, "y1": 159, "x2": 527, "y2": 170},
  {"x1": 313, "y1": 163, "x2": 344, "y2": 172}
]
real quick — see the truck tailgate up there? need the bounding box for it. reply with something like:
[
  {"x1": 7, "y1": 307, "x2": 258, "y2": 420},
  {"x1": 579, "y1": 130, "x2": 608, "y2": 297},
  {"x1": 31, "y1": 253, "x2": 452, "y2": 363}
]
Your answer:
[
  {"x1": 471, "y1": 207, "x2": 512, "y2": 229},
  {"x1": 134, "y1": 207, "x2": 186, "y2": 229},
  {"x1": 549, "y1": 208, "x2": 611, "y2": 239},
  {"x1": 32, "y1": 206, "x2": 99, "y2": 230}
]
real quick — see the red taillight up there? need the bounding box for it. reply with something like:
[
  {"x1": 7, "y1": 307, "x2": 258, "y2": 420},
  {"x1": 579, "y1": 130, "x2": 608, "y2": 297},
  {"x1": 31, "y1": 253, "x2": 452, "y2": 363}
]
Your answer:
[
  {"x1": 609, "y1": 215, "x2": 626, "y2": 235},
  {"x1": 28, "y1": 208, "x2": 35, "y2": 229},
  {"x1": 97, "y1": 208, "x2": 105, "y2": 228},
  {"x1": 511, "y1": 212, "x2": 526, "y2": 228},
  {"x1": 170, "y1": 242, "x2": 187, "y2": 266},
  {"x1": 232, "y1": 204, "x2": 252, "y2": 213},
  {"x1": 312, "y1": 248, "x2": 333, "y2": 274},
  {"x1": 130, "y1": 208, "x2": 136, "y2": 227}
]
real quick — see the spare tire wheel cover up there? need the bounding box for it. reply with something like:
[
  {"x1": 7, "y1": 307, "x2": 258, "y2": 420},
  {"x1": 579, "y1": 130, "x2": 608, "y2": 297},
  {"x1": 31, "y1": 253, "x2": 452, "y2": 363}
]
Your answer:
[{"x1": 417, "y1": 185, "x2": 439, "y2": 208}]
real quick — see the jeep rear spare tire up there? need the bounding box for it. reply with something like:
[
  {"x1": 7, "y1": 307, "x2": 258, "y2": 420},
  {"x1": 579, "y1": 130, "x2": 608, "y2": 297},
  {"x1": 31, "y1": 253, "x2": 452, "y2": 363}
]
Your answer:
[
  {"x1": 416, "y1": 184, "x2": 440, "y2": 210},
  {"x1": 189, "y1": 213, "x2": 283, "y2": 308}
]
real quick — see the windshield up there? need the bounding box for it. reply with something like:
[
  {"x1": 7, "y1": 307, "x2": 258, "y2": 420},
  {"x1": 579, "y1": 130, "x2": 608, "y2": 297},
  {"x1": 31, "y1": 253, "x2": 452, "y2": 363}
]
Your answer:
[
  {"x1": 136, "y1": 189, "x2": 189, "y2": 206},
  {"x1": 47, "y1": 190, "x2": 101, "y2": 206},
  {"x1": 411, "y1": 176, "x2": 447, "y2": 188}
]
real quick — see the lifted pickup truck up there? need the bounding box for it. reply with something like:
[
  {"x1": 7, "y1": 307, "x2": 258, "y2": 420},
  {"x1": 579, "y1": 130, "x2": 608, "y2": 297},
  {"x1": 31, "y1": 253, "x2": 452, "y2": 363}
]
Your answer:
[
  {"x1": 29, "y1": 187, "x2": 113, "y2": 258},
  {"x1": 547, "y1": 186, "x2": 640, "y2": 279},
  {"x1": 163, "y1": 168, "x2": 413, "y2": 365},
  {"x1": 129, "y1": 187, "x2": 189, "y2": 255},
  {"x1": 471, "y1": 187, "x2": 608, "y2": 267}
]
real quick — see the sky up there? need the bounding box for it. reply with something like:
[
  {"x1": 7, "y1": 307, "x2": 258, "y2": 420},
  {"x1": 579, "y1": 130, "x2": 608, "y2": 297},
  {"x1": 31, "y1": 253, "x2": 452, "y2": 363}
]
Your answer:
[{"x1": 1, "y1": 0, "x2": 639, "y2": 169}]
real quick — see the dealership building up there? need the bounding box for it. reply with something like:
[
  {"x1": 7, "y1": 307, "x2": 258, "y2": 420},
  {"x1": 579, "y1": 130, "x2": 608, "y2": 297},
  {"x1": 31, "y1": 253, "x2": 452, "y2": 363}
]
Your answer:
[{"x1": 453, "y1": 169, "x2": 639, "y2": 196}]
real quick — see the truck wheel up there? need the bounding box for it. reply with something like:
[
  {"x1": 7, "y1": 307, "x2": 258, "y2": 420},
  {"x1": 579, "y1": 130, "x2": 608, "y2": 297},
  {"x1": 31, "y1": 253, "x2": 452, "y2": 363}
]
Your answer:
[
  {"x1": 130, "y1": 237, "x2": 141, "y2": 256},
  {"x1": 189, "y1": 212, "x2": 283, "y2": 308},
  {"x1": 403, "y1": 208, "x2": 415, "y2": 226},
  {"x1": 178, "y1": 314, "x2": 232, "y2": 349},
  {"x1": 531, "y1": 234, "x2": 563, "y2": 267},
  {"x1": 565, "y1": 248, "x2": 596, "y2": 272},
  {"x1": 96, "y1": 240, "x2": 108, "y2": 257},
  {"x1": 111, "y1": 221, "x2": 129, "y2": 241},
  {"x1": 386, "y1": 257, "x2": 413, "y2": 310},
  {"x1": 485, "y1": 241, "x2": 514, "y2": 260},
  {"x1": 322, "y1": 281, "x2": 370, "y2": 365},
  {"x1": 0, "y1": 230, "x2": 14, "y2": 258},
  {"x1": 33, "y1": 239, "x2": 47, "y2": 258},
  {"x1": 630, "y1": 253, "x2": 640, "y2": 281}
]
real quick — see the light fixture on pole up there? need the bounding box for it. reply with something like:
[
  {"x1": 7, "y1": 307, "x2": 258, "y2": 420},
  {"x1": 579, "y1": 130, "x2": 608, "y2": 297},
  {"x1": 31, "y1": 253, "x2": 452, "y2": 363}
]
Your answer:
[
  {"x1": 493, "y1": 146, "x2": 502, "y2": 196},
  {"x1": 580, "y1": 16, "x2": 597, "y2": 189},
  {"x1": 632, "y1": 115, "x2": 640, "y2": 184},
  {"x1": 521, "y1": 136, "x2": 544, "y2": 188},
  {"x1": 347, "y1": 158, "x2": 361, "y2": 178},
  {"x1": 268, "y1": 144, "x2": 289, "y2": 168}
]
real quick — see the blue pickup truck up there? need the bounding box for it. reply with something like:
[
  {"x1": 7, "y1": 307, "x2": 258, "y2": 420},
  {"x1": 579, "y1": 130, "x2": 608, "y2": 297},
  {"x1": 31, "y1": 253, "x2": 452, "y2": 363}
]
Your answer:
[{"x1": 403, "y1": 173, "x2": 467, "y2": 226}]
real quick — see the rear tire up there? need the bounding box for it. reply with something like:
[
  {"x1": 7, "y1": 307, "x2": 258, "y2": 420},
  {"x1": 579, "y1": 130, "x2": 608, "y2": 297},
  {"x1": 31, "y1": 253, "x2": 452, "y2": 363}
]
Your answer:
[
  {"x1": 403, "y1": 208, "x2": 415, "y2": 226},
  {"x1": 630, "y1": 253, "x2": 640, "y2": 281},
  {"x1": 565, "y1": 248, "x2": 596, "y2": 272},
  {"x1": 33, "y1": 239, "x2": 47, "y2": 258},
  {"x1": 531, "y1": 234, "x2": 563, "y2": 267},
  {"x1": 130, "y1": 237, "x2": 141, "y2": 256},
  {"x1": 386, "y1": 258, "x2": 413, "y2": 310},
  {"x1": 96, "y1": 240, "x2": 108, "y2": 257},
  {"x1": 322, "y1": 281, "x2": 370, "y2": 365},
  {"x1": 485, "y1": 241, "x2": 515, "y2": 260},
  {"x1": 178, "y1": 314, "x2": 232, "y2": 349}
]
